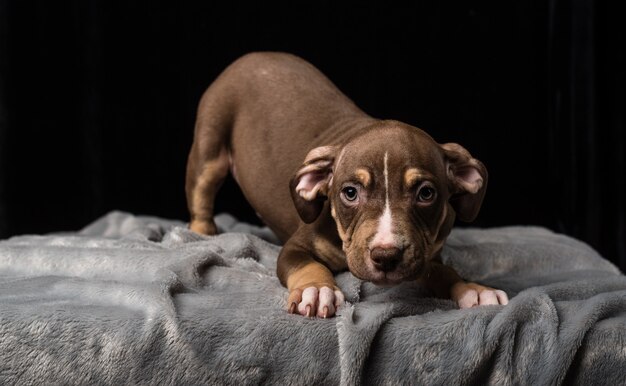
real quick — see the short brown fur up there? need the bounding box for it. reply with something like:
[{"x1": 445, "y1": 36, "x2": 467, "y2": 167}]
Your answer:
[{"x1": 186, "y1": 52, "x2": 508, "y2": 316}]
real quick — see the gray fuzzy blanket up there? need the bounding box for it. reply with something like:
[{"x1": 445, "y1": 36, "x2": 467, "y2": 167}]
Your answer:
[{"x1": 1, "y1": 211, "x2": 625, "y2": 385}]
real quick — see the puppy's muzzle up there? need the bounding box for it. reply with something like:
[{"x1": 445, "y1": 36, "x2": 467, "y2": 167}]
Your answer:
[{"x1": 370, "y1": 247, "x2": 403, "y2": 272}]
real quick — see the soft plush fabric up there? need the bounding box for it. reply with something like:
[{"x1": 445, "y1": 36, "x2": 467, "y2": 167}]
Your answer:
[{"x1": 1, "y1": 211, "x2": 624, "y2": 385}]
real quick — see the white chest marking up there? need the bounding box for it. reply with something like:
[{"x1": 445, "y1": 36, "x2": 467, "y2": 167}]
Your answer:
[{"x1": 370, "y1": 152, "x2": 396, "y2": 248}]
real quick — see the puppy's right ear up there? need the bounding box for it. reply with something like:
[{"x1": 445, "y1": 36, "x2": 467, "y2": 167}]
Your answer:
[{"x1": 289, "y1": 146, "x2": 337, "y2": 223}]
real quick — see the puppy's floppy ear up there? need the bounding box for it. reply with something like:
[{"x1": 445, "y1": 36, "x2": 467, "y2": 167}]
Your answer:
[
  {"x1": 441, "y1": 143, "x2": 488, "y2": 222},
  {"x1": 290, "y1": 146, "x2": 337, "y2": 223}
]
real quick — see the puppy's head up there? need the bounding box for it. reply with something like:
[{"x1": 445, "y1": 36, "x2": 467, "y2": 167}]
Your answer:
[{"x1": 290, "y1": 121, "x2": 487, "y2": 285}]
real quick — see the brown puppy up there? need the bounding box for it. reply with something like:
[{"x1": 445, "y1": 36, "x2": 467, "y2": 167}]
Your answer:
[{"x1": 186, "y1": 52, "x2": 508, "y2": 317}]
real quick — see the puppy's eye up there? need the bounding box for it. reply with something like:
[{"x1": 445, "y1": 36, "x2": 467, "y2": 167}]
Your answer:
[
  {"x1": 342, "y1": 186, "x2": 358, "y2": 202},
  {"x1": 417, "y1": 185, "x2": 436, "y2": 203}
]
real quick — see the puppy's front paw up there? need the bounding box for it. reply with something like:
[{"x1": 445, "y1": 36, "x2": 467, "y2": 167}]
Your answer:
[
  {"x1": 451, "y1": 282, "x2": 509, "y2": 309},
  {"x1": 287, "y1": 286, "x2": 345, "y2": 318}
]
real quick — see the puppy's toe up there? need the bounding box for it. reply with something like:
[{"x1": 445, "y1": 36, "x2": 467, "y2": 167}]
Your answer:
[
  {"x1": 316, "y1": 287, "x2": 345, "y2": 318},
  {"x1": 478, "y1": 289, "x2": 499, "y2": 305},
  {"x1": 477, "y1": 288, "x2": 509, "y2": 306},
  {"x1": 457, "y1": 288, "x2": 479, "y2": 309},
  {"x1": 495, "y1": 290, "x2": 509, "y2": 305},
  {"x1": 287, "y1": 288, "x2": 303, "y2": 314},
  {"x1": 298, "y1": 287, "x2": 319, "y2": 317}
]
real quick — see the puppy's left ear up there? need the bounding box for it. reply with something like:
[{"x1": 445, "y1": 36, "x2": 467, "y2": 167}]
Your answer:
[
  {"x1": 441, "y1": 143, "x2": 488, "y2": 222},
  {"x1": 289, "y1": 146, "x2": 337, "y2": 224}
]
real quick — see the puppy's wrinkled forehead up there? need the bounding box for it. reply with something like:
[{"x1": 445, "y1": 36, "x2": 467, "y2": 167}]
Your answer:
[{"x1": 335, "y1": 125, "x2": 445, "y2": 179}]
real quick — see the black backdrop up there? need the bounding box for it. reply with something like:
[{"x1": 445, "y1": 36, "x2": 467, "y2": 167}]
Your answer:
[{"x1": 0, "y1": 1, "x2": 624, "y2": 271}]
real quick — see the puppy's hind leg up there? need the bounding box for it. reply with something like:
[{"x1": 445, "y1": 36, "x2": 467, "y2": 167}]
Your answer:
[{"x1": 185, "y1": 91, "x2": 232, "y2": 235}]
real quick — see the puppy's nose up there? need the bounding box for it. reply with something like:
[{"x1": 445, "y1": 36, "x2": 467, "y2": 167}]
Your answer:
[{"x1": 370, "y1": 247, "x2": 403, "y2": 272}]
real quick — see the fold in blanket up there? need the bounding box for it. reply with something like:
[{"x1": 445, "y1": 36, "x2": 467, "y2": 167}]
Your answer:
[{"x1": 1, "y1": 211, "x2": 624, "y2": 385}]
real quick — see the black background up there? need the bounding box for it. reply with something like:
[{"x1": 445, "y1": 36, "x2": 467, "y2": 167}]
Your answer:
[{"x1": 0, "y1": 1, "x2": 624, "y2": 271}]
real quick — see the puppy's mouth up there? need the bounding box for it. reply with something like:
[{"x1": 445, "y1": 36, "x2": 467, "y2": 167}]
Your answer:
[{"x1": 347, "y1": 252, "x2": 424, "y2": 286}]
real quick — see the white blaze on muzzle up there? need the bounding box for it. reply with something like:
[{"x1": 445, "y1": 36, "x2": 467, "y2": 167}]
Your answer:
[{"x1": 370, "y1": 152, "x2": 397, "y2": 249}]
